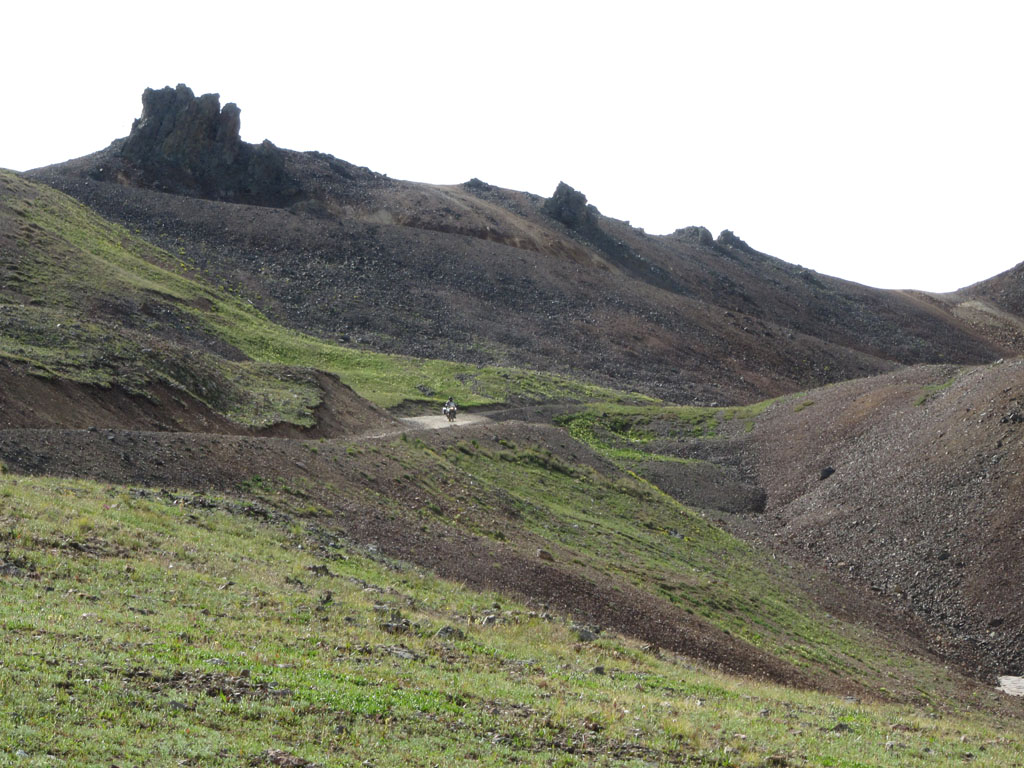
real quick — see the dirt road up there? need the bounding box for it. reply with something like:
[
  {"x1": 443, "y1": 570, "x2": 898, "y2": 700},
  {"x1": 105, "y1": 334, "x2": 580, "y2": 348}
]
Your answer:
[
  {"x1": 360, "y1": 411, "x2": 492, "y2": 440},
  {"x1": 998, "y1": 676, "x2": 1024, "y2": 697},
  {"x1": 399, "y1": 413, "x2": 492, "y2": 430}
]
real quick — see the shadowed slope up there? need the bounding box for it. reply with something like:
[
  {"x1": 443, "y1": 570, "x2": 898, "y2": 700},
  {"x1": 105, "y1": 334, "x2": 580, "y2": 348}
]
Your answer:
[
  {"x1": 27, "y1": 85, "x2": 1024, "y2": 405},
  {"x1": 745, "y1": 361, "x2": 1024, "y2": 678}
]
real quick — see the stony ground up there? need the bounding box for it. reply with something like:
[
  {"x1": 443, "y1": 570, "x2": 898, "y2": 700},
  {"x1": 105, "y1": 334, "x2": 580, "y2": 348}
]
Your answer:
[
  {"x1": 29, "y1": 123, "x2": 1024, "y2": 408},
  {"x1": 3, "y1": 359, "x2": 1024, "y2": 698},
  {"x1": 736, "y1": 360, "x2": 1024, "y2": 680},
  {"x1": 8, "y1": 89, "x2": 1024, "y2": 706}
]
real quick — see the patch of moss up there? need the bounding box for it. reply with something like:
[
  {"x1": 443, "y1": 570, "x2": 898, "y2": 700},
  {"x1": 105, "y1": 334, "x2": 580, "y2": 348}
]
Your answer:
[
  {"x1": 915, "y1": 375, "x2": 957, "y2": 406},
  {"x1": 0, "y1": 170, "x2": 651, "y2": 424}
]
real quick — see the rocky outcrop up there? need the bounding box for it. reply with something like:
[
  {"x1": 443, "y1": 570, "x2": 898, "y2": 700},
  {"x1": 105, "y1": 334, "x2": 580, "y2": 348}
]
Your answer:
[
  {"x1": 541, "y1": 181, "x2": 684, "y2": 294},
  {"x1": 716, "y1": 229, "x2": 758, "y2": 254},
  {"x1": 542, "y1": 182, "x2": 593, "y2": 228},
  {"x1": 117, "y1": 84, "x2": 300, "y2": 206},
  {"x1": 671, "y1": 226, "x2": 716, "y2": 247}
]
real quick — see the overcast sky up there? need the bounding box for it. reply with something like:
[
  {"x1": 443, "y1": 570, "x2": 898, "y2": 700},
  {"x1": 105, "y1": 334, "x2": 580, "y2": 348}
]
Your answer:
[{"x1": 4, "y1": 1, "x2": 1022, "y2": 292}]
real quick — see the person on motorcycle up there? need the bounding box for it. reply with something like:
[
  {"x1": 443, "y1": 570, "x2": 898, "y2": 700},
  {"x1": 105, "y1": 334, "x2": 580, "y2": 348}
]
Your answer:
[{"x1": 444, "y1": 397, "x2": 456, "y2": 413}]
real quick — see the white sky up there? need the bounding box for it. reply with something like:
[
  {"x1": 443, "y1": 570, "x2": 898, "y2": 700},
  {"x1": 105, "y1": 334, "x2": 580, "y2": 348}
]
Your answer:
[{"x1": 3, "y1": 1, "x2": 1022, "y2": 292}]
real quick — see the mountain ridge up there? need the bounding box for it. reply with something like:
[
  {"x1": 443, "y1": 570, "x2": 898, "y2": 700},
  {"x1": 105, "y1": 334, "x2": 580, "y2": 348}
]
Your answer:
[
  {"x1": 4, "y1": 84, "x2": 1024, "y2": 764},
  {"x1": 27, "y1": 84, "x2": 1024, "y2": 406}
]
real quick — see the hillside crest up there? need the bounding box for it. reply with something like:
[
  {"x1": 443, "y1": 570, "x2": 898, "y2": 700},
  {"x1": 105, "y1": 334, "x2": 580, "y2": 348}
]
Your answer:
[{"x1": 26, "y1": 84, "x2": 1024, "y2": 407}]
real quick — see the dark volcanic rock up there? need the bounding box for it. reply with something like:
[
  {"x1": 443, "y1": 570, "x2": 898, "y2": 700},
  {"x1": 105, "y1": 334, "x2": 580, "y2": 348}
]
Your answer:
[
  {"x1": 117, "y1": 84, "x2": 300, "y2": 206},
  {"x1": 716, "y1": 229, "x2": 758, "y2": 254},
  {"x1": 26, "y1": 87, "x2": 1018, "y2": 407},
  {"x1": 543, "y1": 181, "x2": 593, "y2": 228},
  {"x1": 672, "y1": 226, "x2": 716, "y2": 247}
]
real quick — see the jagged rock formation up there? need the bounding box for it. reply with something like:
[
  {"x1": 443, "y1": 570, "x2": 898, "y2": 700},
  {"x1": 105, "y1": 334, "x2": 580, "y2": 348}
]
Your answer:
[
  {"x1": 28, "y1": 85, "x2": 1024, "y2": 406},
  {"x1": 671, "y1": 226, "x2": 716, "y2": 247},
  {"x1": 542, "y1": 181, "x2": 593, "y2": 228},
  {"x1": 716, "y1": 229, "x2": 758, "y2": 254},
  {"x1": 110, "y1": 84, "x2": 300, "y2": 206}
]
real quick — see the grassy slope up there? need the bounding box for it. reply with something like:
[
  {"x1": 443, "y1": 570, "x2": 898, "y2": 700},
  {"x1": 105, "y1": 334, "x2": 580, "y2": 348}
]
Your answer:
[
  {"x1": 0, "y1": 170, "x2": 644, "y2": 423},
  {"x1": 555, "y1": 402, "x2": 771, "y2": 460},
  {"x1": 3, "y1": 171, "x2": 1023, "y2": 764},
  {"x1": 2, "y1": 472, "x2": 1021, "y2": 768},
  {"x1": 424, "y1": 431, "x2": 986, "y2": 701}
]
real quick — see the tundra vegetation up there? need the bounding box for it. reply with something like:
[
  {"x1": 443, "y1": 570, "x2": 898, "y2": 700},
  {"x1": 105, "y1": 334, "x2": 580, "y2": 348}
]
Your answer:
[
  {"x1": 2, "y1": 474, "x2": 1022, "y2": 767},
  {"x1": 2, "y1": 173, "x2": 1022, "y2": 766}
]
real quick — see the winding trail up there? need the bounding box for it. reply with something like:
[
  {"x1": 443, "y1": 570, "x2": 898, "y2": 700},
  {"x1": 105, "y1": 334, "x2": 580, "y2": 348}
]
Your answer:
[
  {"x1": 399, "y1": 412, "x2": 492, "y2": 430},
  {"x1": 362, "y1": 411, "x2": 493, "y2": 440}
]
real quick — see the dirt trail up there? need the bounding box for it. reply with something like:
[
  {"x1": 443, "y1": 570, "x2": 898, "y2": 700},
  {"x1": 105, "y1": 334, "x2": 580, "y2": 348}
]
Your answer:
[
  {"x1": 999, "y1": 676, "x2": 1024, "y2": 697},
  {"x1": 361, "y1": 411, "x2": 492, "y2": 439},
  {"x1": 400, "y1": 412, "x2": 491, "y2": 429}
]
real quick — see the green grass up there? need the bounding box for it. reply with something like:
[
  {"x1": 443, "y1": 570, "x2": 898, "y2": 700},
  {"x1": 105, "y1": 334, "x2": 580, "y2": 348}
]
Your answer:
[
  {"x1": 2, "y1": 472, "x2": 1021, "y2": 767},
  {"x1": 439, "y1": 436, "x2": 965, "y2": 694},
  {"x1": 915, "y1": 376, "x2": 957, "y2": 406},
  {"x1": 0, "y1": 170, "x2": 648, "y2": 422},
  {"x1": 554, "y1": 401, "x2": 770, "y2": 463}
]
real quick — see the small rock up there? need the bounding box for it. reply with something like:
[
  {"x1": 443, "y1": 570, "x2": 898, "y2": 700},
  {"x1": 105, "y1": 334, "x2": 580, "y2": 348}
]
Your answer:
[
  {"x1": 672, "y1": 226, "x2": 716, "y2": 246},
  {"x1": 819, "y1": 466, "x2": 835, "y2": 480},
  {"x1": 434, "y1": 625, "x2": 466, "y2": 641},
  {"x1": 542, "y1": 182, "x2": 592, "y2": 228},
  {"x1": 571, "y1": 624, "x2": 599, "y2": 642},
  {"x1": 379, "y1": 644, "x2": 419, "y2": 660},
  {"x1": 537, "y1": 549, "x2": 555, "y2": 562},
  {"x1": 379, "y1": 619, "x2": 411, "y2": 635},
  {"x1": 265, "y1": 748, "x2": 316, "y2": 767}
]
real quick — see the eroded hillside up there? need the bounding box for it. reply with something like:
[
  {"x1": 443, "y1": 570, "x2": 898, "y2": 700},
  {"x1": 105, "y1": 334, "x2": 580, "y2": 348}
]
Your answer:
[
  {"x1": 28, "y1": 84, "x2": 1024, "y2": 405},
  {"x1": 4, "y1": 83, "x2": 1024, "y2": 766},
  {"x1": 744, "y1": 361, "x2": 1024, "y2": 678}
]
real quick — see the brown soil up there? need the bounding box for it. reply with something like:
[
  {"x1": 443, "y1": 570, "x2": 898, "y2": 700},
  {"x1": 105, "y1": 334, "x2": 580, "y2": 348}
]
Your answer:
[
  {"x1": 0, "y1": 351, "x2": 885, "y2": 700},
  {"x1": 2, "y1": 357, "x2": 1021, "y2": 705},
  {"x1": 0, "y1": 362, "x2": 396, "y2": 438},
  {"x1": 741, "y1": 360, "x2": 1024, "y2": 679},
  {"x1": 29, "y1": 148, "x2": 1024, "y2": 407}
]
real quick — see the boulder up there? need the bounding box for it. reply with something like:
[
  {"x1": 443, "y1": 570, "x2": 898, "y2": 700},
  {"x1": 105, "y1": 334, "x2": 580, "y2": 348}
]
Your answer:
[
  {"x1": 118, "y1": 84, "x2": 299, "y2": 206},
  {"x1": 543, "y1": 182, "x2": 592, "y2": 228},
  {"x1": 672, "y1": 226, "x2": 716, "y2": 247}
]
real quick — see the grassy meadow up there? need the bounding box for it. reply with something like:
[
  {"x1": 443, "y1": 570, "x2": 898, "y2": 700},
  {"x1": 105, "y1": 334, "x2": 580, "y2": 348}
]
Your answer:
[
  {"x1": 2, "y1": 170, "x2": 1023, "y2": 766},
  {"x1": 2, "y1": 472, "x2": 1021, "y2": 767}
]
